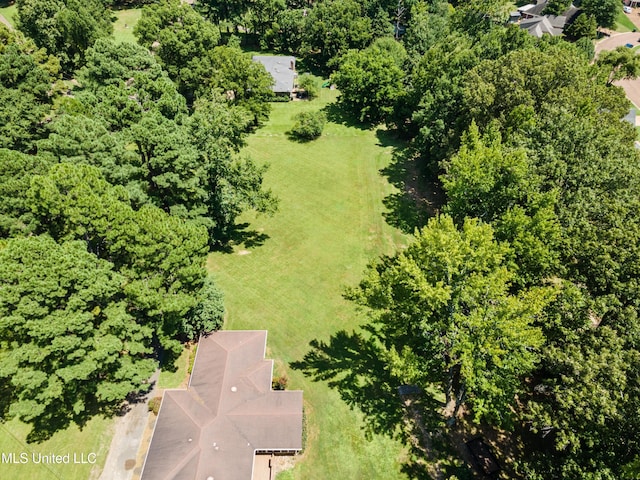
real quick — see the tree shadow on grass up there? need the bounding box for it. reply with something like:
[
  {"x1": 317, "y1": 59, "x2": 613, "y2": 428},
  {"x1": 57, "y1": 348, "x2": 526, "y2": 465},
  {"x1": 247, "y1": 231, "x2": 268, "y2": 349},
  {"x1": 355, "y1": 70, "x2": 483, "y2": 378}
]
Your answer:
[
  {"x1": 376, "y1": 129, "x2": 444, "y2": 234},
  {"x1": 322, "y1": 102, "x2": 372, "y2": 132},
  {"x1": 292, "y1": 327, "x2": 450, "y2": 479},
  {"x1": 213, "y1": 222, "x2": 270, "y2": 254}
]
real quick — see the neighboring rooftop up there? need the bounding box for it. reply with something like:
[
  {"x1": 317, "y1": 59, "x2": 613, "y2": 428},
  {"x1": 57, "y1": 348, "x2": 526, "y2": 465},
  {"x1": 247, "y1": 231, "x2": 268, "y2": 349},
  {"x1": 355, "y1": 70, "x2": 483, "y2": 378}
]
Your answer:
[
  {"x1": 140, "y1": 330, "x2": 303, "y2": 480},
  {"x1": 517, "y1": 0, "x2": 580, "y2": 37},
  {"x1": 252, "y1": 55, "x2": 297, "y2": 94}
]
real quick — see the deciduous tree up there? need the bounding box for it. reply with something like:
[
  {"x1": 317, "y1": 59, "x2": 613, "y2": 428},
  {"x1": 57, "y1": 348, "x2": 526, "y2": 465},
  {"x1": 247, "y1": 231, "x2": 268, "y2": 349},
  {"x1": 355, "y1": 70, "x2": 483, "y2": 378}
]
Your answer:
[
  {"x1": 305, "y1": 0, "x2": 372, "y2": 66},
  {"x1": 331, "y1": 38, "x2": 407, "y2": 124},
  {"x1": 348, "y1": 215, "x2": 552, "y2": 425}
]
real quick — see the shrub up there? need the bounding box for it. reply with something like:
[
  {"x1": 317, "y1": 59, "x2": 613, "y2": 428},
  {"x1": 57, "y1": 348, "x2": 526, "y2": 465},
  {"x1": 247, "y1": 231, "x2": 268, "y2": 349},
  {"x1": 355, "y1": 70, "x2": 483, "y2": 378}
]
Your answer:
[
  {"x1": 297, "y1": 74, "x2": 323, "y2": 100},
  {"x1": 148, "y1": 396, "x2": 163, "y2": 415},
  {"x1": 289, "y1": 111, "x2": 326, "y2": 141},
  {"x1": 272, "y1": 375, "x2": 288, "y2": 390}
]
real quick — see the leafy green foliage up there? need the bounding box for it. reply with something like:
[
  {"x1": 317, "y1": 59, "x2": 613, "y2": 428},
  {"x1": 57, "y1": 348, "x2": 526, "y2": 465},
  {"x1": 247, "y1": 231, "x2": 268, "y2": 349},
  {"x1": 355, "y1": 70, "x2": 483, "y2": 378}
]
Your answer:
[
  {"x1": 331, "y1": 38, "x2": 407, "y2": 124},
  {"x1": 205, "y1": 45, "x2": 274, "y2": 124},
  {"x1": 297, "y1": 73, "x2": 322, "y2": 100},
  {"x1": 598, "y1": 46, "x2": 640, "y2": 84},
  {"x1": 0, "y1": 148, "x2": 51, "y2": 238},
  {"x1": 289, "y1": 110, "x2": 326, "y2": 140},
  {"x1": 183, "y1": 276, "x2": 225, "y2": 338},
  {"x1": 45, "y1": 40, "x2": 276, "y2": 243},
  {"x1": 26, "y1": 163, "x2": 211, "y2": 350},
  {"x1": 305, "y1": 0, "x2": 372, "y2": 66},
  {"x1": 441, "y1": 123, "x2": 562, "y2": 285},
  {"x1": 263, "y1": 8, "x2": 308, "y2": 54},
  {"x1": 15, "y1": 0, "x2": 113, "y2": 72},
  {"x1": 348, "y1": 215, "x2": 552, "y2": 426},
  {"x1": 0, "y1": 32, "x2": 59, "y2": 152},
  {"x1": 135, "y1": 0, "x2": 220, "y2": 72},
  {"x1": 402, "y1": 0, "x2": 450, "y2": 56},
  {"x1": 0, "y1": 235, "x2": 156, "y2": 441},
  {"x1": 427, "y1": 31, "x2": 640, "y2": 478},
  {"x1": 134, "y1": 0, "x2": 221, "y2": 100},
  {"x1": 542, "y1": 0, "x2": 571, "y2": 15},
  {"x1": 564, "y1": 13, "x2": 597, "y2": 41},
  {"x1": 581, "y1": 0, "x2": 620, "y2": 28}
]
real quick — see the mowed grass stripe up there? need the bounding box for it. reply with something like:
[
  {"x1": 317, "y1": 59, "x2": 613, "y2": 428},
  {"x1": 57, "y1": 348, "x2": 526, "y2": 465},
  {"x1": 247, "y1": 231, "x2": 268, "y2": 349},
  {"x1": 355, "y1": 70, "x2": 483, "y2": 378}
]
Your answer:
[{"x1": 208, "y1": 91, "x2": 409, "y2": 479}]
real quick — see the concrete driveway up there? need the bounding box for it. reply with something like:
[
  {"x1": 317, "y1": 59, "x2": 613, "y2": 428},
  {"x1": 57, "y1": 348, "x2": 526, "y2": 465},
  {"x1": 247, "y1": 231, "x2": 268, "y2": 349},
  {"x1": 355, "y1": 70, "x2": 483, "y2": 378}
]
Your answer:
[
  {"x1": 97, "y1": 371, "x2": 159, "y2": 480},
  {"x1": 595, "y1": 13, "x2": 640, "y2": 110}
]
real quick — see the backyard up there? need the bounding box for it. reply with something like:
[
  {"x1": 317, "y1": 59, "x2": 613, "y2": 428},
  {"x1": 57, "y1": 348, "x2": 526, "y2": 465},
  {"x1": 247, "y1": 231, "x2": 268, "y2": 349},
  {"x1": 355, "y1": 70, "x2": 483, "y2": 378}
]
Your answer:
[{"x1": 207, "y1": 90, "x2": 412, "y2": 479}]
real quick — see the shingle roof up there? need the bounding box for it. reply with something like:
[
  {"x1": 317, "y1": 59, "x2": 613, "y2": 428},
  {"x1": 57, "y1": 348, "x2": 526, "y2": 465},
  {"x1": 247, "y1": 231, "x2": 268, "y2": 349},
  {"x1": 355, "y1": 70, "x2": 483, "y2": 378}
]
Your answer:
[
  {"x1": 140, "y1": 331, "x2": 303, "y2": 480},
  {"x1": 252, "y1": 56, "x2": 296, "y2": 94}
]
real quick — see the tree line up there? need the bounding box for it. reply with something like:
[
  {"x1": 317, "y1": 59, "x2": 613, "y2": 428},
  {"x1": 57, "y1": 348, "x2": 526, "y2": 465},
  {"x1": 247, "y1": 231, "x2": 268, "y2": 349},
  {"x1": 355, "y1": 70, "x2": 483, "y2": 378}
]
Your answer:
[
  {"x1": 2, "y1": 0, "x2": 640, "y2": 478},
  {"x1": 320, "y1": 4, "x2": 640, "y2": 480},
  {"x1": 189, "y1": 0, "x2": 640, "y2": 477},
  {"x1": 0, "y1": 0, "x2": 278, "y2": 441}
]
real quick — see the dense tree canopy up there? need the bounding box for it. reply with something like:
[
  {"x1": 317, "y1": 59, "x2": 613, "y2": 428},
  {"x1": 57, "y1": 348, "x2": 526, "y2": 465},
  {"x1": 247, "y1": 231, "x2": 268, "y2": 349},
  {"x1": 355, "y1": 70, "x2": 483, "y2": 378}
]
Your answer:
[
  {"x1": 0, "y1": 235, "x2": 156, "y2": 441},
  {"x1": 581, "y1": 0, "x2": 620, "y2": 28},
  {"x1": 305, "y1": 0, "x2": 372, "y2": 66},
  {"x1": 26, "y1": 163, "x2": 215, "y2": 351},
  {"x1": 39, "y1": 39, "x2": 278, "y2": 243},
  {"x1": 0, "y1": 28, "x2": 60, "y2": 153},
  {"x1": 348, "y1": 216, "x2": 552, "y2": 426},
  {"x1": 331, "y1": 38, "x2": 407, "y2": 124},
  {"x1": 134, "y1": 0, "x2": 220, "y2": 99},
  {"x1": 0, "y1": 148, "x2": 51, "y2": 238},
  {"x1": 15, "y1": 0, "x2": 113, "y2": 72}
]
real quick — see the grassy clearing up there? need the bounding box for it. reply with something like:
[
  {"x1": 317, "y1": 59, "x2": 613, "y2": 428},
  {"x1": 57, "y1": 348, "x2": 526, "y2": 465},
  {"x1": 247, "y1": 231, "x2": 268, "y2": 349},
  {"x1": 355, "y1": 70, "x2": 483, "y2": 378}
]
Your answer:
[
  {"x1": 208, "y1": 90, "x2": 411, "y2": 479},
  {"x1": 158, "y1": 344, "x2": 194, "y2": 389},
  {"x1": 112, "y1": 8, "x2": 141, "y2": 44},
  {"x1": 0, "y1": 416, "x2": 112, "y2": 480},
  {"x1": 616, "y1": 10, "x2": 637, "y2": 32},
  {"x1": 0, "y1": 3, "x2": 16, "y2": 27}
]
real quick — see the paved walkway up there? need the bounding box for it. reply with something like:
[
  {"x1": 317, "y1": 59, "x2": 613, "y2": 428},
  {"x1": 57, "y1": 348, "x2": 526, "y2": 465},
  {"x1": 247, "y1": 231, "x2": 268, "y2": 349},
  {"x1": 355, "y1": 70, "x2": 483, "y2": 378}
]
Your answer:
[{"x1": 98, "y1": 371, "x2": 159, "y2": 480}]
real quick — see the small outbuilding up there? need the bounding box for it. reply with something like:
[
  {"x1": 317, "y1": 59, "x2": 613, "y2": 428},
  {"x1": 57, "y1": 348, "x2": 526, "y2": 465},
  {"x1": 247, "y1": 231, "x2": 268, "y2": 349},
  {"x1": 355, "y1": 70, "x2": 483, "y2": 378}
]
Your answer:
[
  {"x1": 140, "y1": 330, "x2": 303, "y2": 480},
  {"x1": 252, "y1": 55, "x2": 297, "y2": 97}
]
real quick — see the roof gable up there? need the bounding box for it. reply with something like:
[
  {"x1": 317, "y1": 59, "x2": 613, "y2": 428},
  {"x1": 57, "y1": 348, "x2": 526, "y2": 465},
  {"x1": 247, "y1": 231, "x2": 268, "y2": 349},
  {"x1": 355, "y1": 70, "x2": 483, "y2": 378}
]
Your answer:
[
  {"x1": 252, "y1": 56, "x2": 296, "y2": 93},
  {"x1": 141, "y1": 331, "x2": 304, "y2": 480}
]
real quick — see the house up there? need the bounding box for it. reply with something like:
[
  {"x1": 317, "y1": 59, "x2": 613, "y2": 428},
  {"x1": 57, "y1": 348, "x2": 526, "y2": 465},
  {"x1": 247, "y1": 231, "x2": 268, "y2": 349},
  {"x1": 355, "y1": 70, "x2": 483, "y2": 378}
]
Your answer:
[
  {"x1": 140, "y1": 330, "x2": 304, "y2": 480},
  {"x1": 516, "y1": 0, "x2": 580, "y2": 37},
  {"x1": 252, "y1": 56, "x2": 297, "y2": 97}
]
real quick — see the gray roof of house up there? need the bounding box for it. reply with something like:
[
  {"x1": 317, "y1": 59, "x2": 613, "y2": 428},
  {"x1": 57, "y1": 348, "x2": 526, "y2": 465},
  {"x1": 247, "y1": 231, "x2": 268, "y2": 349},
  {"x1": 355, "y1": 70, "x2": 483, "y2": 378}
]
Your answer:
[
  {"x1": 252, "y1": 56, "x2": 296, "y2": 93},
  {"x1": 518, "y1": 1, "x2": 580, "y2": 35},
  {"x1": 140, "y1": 330, "x2": 303, "y2": 480},
  {"x1": 520, "y1": 16, "x2": 562, "y2": 36}
]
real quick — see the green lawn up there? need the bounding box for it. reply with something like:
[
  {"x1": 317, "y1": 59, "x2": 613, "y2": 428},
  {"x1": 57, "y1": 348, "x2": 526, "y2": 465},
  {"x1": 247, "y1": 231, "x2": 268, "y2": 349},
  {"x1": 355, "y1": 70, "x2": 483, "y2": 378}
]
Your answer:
[
  {"x1": 0, "y1": 3, "x2": 16, "y2": 28},
  {"x1": 158, "y1": 344, "x2": 193, "y2": 389},
  {"x1": 112, "y1": 8, "x2": 141, "y2": 44},
  {"x1": 208, "y1": 90, "x2": 411, "y2": 479},
  {"x1": 615, "y1": 10, "x2": 637, "y2": 32},
  {"x1": 0, "y1": 416, "x2": 112, "y2": 480}
]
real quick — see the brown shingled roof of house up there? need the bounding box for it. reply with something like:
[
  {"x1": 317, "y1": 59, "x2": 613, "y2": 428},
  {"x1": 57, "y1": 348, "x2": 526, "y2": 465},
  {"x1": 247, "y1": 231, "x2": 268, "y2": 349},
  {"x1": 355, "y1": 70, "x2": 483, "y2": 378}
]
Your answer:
[{"x1": 140, "y1": 331, "x2": 303, "y2": 480}]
